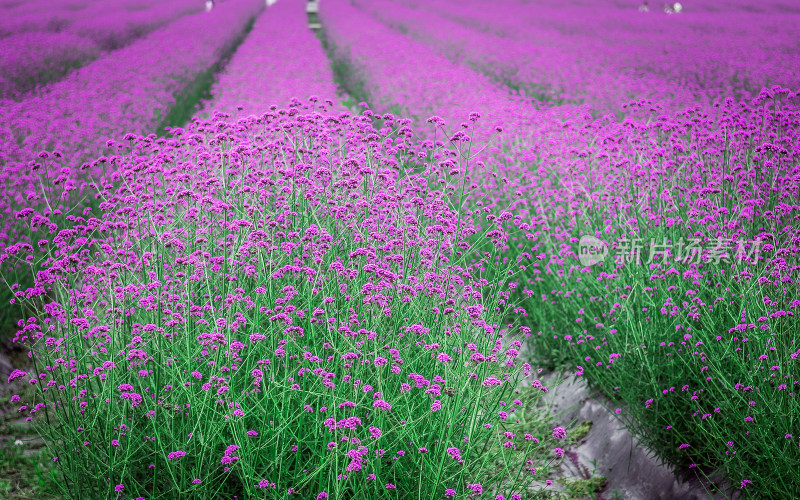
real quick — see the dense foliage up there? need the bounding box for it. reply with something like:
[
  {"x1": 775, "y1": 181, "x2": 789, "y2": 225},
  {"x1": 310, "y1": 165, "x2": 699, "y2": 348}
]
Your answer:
[{"x1": 1, "y1": 0, "x2": 798, "y2": 498}]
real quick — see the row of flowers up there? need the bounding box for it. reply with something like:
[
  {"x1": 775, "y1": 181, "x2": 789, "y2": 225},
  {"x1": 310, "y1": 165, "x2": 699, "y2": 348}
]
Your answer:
[
  {"x1": 0, "y1": 0, "x2": 265, "y2": 251},
  {"x1": 320, "y1": 0, "x2": 800, "y2": 496},
  {"x1": 6, "y1": 1, "x2": 566, "y2": 499},
  {"x1": 0, "y1": 0, "x2": 204, "y2": 99}
]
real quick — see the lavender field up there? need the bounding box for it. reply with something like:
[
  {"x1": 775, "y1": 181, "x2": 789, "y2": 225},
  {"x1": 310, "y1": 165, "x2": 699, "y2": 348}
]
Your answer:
[{"x1": 0, "y1": 0, "x2": 798, "y2": 498}]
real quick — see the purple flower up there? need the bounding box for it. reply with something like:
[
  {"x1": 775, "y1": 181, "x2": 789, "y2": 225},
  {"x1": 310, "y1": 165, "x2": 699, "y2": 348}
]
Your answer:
[
  {"x1": 373, "y1": 399, "x2": 392, "y2": 411},
  {"x1": 7, "y1": 369, "x2": 27, "y2": 383},
  {"x1": 467, "y1": 483, "x2": 483, "y2": 494}
]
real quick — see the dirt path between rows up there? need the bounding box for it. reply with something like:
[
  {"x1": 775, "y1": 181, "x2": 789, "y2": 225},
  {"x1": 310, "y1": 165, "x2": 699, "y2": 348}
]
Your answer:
[{"x1": 537, "y1": 371, "x2": 736, "y2": 499}]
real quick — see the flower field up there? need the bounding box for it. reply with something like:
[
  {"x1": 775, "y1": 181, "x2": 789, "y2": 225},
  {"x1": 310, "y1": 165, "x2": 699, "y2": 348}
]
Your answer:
[
  {"x1": 1, "y1": 0, "x2": 798, "y2": 499},
  {"x1": 0, "y1": 0, "x2": 204, "y2": 98}
]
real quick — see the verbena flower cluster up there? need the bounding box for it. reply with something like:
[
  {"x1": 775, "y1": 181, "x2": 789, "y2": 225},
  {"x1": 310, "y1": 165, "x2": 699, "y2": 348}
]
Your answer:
[
  {"x1": 2, "y1": 0, "x2": 799, "y2": 498},
  {"x1": 0, "y1": 0, "x2": 264, "y2": 250},
  {"x1": 321, "y1": 1, "x2": 800, "y2": 496},
  {"x1": 4, "y1": 1, "x2": 556, "y2": 499}
]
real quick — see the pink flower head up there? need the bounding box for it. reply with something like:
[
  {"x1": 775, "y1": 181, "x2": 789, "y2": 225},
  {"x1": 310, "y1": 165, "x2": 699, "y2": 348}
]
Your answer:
[
  {"x1": 373, "y1": 399, "x2": 392, "y2": 411},
  {"x1": 467, "y1": 483, "x2": 483, "y2": 494},
  {"x1": 7, "y1": 369, "x2": 27, "y2": 383}
]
